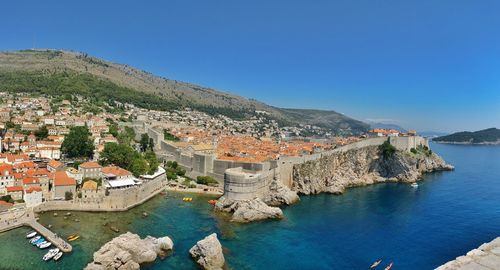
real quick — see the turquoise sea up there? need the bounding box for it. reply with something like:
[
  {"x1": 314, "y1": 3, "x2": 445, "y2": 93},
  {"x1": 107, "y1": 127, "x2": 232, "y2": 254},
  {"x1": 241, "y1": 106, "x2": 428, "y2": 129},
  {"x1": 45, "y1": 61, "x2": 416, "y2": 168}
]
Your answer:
[{"x1": 0, "y1": 143, "x2": 499, "y2": 269}]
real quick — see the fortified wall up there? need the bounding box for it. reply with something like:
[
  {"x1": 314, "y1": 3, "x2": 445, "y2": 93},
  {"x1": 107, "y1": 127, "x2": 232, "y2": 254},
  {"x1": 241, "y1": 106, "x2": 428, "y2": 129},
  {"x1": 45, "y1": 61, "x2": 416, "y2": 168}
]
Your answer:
[{"x1": 143, "y1": 124, "x2": 429, "y2": 201}]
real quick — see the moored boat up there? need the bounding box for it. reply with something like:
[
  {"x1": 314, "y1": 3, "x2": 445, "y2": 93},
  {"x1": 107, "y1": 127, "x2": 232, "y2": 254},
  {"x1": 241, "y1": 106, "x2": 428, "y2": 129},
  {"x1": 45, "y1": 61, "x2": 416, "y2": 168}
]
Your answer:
[
  {"x1": 370, "y1": 259, "x2": 382, "y2": 268},
  {"x1": 42, "y1": 248, "x2": 60, "y2": 261},
  {"x1": 67, "y1": 234, "x2": 77, "y2": 240},
  {"x1": 30, "y1": 236, "x2": 41, "y2": 244},
  {"x1": 411, "y1": 182, "x2": 418, "y2": 188},
  {"x1": 39, "y1": 241, "x2": 52, "y2": 249},
  {"x1": 33, "y1": 238, "x2": 45, "y2": 245},
  {"x1": 385, "y1": 262, "x2": 393, "y2": 270},
  {"x1": 208, "y1": 199, "x2": 217, "y2": 205},
  {"x1": 68, "y1": 235, "x2": 80, "y2": 242},
  {"x1": 53, "y1": 251, "x2": 63, "y2": 261},
  {"x1": 26, "y1": 231, "x2": 37, "y2": 238}
]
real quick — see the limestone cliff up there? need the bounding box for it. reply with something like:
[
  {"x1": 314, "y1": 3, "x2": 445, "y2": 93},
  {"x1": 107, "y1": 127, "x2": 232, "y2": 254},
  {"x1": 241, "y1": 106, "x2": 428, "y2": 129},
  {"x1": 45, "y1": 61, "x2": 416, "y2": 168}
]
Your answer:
[{"x1": 292, "y1": 146, "x2": 454, "y2": 195}]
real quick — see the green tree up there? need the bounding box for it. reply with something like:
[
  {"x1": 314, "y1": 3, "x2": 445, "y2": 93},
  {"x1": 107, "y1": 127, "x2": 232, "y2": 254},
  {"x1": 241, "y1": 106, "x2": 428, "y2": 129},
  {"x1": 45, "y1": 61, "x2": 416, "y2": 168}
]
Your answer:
[
  {"x1": 139, "y1": 134, "x2": 150, "y2": 152},
  {"x1": 99, "y1": 142, "x2": 136, "y2": 169},
  {"x1": 144, "y1": 150, "x2": 159, "y2": 174},
  {"x1": 34, "y1": 125, "x2": 49, "y2": 140},
  {"x1": 61, "y1": 126, "x2": 94, "y2": 158},
  {"x1": 379, "y1": 140, "x2": 396, "y2": 159},
  {"x1": 130, "y1": 157, "x2": 149, "y2": 177},
  {"x1": 148, "y1": 138, "x2": 154, "y2": 150},
  {"x1": 65, "y1": 191, "x2": 73, "y2": 201}
]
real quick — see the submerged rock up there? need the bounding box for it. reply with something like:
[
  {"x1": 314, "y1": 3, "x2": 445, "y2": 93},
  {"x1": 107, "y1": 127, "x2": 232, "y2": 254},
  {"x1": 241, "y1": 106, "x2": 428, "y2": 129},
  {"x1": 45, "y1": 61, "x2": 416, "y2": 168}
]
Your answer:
[
  {"x1": 189, "y1": 233, "x2": 225, "y2": 270},
  {"x1": 84, "y1": 232, "x2": 173, "y2": 270},
  {"x1": 215, "y1": 197, "x2": 283, "y2": 223}
]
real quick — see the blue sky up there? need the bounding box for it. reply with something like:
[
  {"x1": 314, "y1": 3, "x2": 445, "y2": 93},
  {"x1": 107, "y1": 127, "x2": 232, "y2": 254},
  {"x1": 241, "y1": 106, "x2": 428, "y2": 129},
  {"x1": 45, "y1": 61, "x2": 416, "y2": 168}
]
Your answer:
[{"x1": 1, "y1": 0, "x2": 499, "y2": 132}]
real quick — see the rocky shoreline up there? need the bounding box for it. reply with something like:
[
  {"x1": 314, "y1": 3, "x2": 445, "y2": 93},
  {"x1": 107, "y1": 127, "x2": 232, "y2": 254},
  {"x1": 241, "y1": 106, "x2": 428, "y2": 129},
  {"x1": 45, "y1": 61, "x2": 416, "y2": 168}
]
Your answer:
[
  {"x1": 436, "y1": 237, "x2": 500, "y2": 269},
  {"x1": 189, "y1": 233, "x2": 225, "y2": 270},
  {"x1": 292, "y1": 146, "x2": 454, "y2": 195}
]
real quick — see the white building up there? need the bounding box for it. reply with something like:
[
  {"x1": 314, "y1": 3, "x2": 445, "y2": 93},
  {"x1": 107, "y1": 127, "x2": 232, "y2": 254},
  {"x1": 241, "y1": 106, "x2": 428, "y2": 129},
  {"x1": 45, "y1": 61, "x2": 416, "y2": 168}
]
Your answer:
[{"x1": 24, "y1": 187, "x2": 43, "y2": 208}]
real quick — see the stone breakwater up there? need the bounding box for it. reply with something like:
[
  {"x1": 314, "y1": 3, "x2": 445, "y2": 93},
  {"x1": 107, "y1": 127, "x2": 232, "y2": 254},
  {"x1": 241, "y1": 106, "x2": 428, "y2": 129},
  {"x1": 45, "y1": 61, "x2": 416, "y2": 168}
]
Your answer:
[
  {"x1": 436, "y1": 237, "x2": 500, "y2": 270},
  {"x1": 85, "y1": 232, "x2": 173, "y2": 270},
  {"x1": 292, "y1": 146, "x2": 454, "y2": 195}
]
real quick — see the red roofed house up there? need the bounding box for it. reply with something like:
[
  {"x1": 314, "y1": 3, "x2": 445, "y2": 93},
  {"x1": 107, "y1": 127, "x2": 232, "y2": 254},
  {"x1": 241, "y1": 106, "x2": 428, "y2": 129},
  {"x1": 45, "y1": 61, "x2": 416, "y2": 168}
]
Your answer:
[
  {"x1": 0, "y1": 164, "x2": 14, "y2": 195},
  {"x1": 6, "y1": 186, "x2": 23, "y2": 201},
  {"x1": 51, "y1": 171, "x2": 76, "y2": 200},
  {"x1": 79, "y1": 161, "x2": 102, "y2": 179},
  {"x1": 47, "y1": 159, "x2": 64, "y2": 172},
  {"x1": 24, "y1": 187, "x2": 43, "y2": 208}
]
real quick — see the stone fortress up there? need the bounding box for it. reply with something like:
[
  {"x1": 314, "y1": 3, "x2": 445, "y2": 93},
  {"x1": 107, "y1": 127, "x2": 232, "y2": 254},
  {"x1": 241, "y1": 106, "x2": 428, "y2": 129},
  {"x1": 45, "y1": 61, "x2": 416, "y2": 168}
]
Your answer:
[{"x1": 140, "y1": 123, "x2": 429, "y2": 202}]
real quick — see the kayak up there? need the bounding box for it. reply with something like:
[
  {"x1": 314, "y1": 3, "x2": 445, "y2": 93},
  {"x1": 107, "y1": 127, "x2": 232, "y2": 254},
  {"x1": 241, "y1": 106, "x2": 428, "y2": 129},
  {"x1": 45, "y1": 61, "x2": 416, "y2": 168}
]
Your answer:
[
  {"x1": 385, "y1": 262, "x2": 393, "y2": 270},
  {"x1": 371, "y1": 260, "x2": 382, "y2": 268}
]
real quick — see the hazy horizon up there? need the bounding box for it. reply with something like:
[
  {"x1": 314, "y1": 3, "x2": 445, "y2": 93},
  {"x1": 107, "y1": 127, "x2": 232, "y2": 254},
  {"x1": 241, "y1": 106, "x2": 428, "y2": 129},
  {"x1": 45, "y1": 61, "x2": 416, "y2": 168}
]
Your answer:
[{"x1": 1, "y1": 0, "x2": 499, "y2": 133}]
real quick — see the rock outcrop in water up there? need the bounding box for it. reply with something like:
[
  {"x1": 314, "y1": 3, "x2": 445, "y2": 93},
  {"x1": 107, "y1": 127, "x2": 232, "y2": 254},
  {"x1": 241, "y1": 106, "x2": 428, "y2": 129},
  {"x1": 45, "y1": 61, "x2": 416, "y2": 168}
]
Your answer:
[
  {"x1": 293, "y1": 146, "x2": 454, "y2": 195},
  {"x1": 189, "y1": 233, "x2": 225, "y2": 270},
  {"x1": 85, "y1": 232, "x2": 173, "y2": 270},
  {"x1": 215, "y1": 197, "x2": 283, "y2": 223}
]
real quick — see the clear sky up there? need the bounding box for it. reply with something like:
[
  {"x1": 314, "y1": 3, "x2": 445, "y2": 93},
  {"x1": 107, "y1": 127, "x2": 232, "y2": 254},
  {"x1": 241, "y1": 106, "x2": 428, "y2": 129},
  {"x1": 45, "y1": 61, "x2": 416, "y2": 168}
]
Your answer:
[{"x1": 1, "y1": 0, "x2": 499, "y2": 132}]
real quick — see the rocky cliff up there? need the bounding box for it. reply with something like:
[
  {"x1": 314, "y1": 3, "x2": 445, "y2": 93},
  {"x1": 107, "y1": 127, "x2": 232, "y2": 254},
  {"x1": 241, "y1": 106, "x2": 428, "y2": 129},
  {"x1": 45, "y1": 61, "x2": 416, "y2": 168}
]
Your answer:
[
  {"x1": 292, "y1": 145, "x2": 454, "y2": 195},
  {"x1": 215, "y1": 197, "x2": 284, "y2": 223}
]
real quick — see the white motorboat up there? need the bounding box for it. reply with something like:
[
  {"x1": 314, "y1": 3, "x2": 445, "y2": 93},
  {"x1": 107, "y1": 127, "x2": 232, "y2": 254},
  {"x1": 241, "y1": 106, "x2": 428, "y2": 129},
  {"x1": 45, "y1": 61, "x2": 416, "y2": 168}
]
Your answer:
[
  {"x1": 36, "y1": 240, "x2": 47, "y2": 247},
  {"x1": 53, "y1": 251, "x2": 63, "y2": 261},
  {"x1": 43, "y1": 248, "x2": 60, "y2": 261},
  {"x1": 411, "y1": 182, "x2": 419, "y2": 188},
  {"x1": 26, "y1": 231, "x2": 37, "y2": 238},
  {"x1": 30, "y1": 236, "x2": 41, "y2": 243},
  {"x1": 39, "y1": 241, "x2": 52, "y2": 249}
]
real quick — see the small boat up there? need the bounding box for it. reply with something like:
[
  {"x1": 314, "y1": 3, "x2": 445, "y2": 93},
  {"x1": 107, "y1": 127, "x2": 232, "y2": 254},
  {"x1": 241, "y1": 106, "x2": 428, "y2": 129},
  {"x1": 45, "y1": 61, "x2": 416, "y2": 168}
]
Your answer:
[
  {"x1": 53, "y1": 251, "x2": 63, "y2": 261},
  {"x1": 26, "y1": 231, "x2": 37, "y2": 238},
  {"x1": 370, "y1": 260, "x2": 382, "y2": 268},
  {"x1": 183, "y1": 197, "x2": 193, "y2": 202},
  {"x1": 385, "y1": 262, "x2": 393, "y2": 270},
  {"x1": 208, "y1": 200, "x2": 217, "y2": 205},
  {"x1": 39, "y1": 241, "x2": 52, "y2": 249},
  {"x1": 67, "y1": 234, "x2": 77, "y2": 240},
  {"x1": 411, "y1": 182, "x2": 418, "y2": 188},
  {"x1": 33, "y1": 238, "x2": 45, "y2": 245},
  {"x1": 30, "y1": 236, "x2": 42, "y2": 244},
  {"x1": 43, "y1": 248, "x2": 59, "y2": 261},
  {"x1": 68, "y1": 235, "x2": 80, "y2": 242}
]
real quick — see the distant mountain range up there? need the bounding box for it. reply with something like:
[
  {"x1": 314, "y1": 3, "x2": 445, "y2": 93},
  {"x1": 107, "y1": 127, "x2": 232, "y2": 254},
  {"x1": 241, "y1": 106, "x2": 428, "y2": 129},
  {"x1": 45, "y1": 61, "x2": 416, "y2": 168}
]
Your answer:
[
  {"x1": 433, "y1": 128, "x2": 500, "y2": 144},
  {"x1": 0, "y1": 49, "x2": 369, "y2": 135},
  {"x1": 367, "y1": 121, "x2": 407, "y2": 132}
]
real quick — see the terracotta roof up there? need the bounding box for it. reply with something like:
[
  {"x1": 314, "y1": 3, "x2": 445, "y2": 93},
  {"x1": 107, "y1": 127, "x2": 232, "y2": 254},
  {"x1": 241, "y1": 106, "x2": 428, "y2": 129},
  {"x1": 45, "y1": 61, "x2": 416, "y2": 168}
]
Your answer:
[
  {"x1": 79, "y1": 161, "x2": 102, "y2": 169},
  {"x1": 102, "y1": 166, "x2": 132, "y2": 177},
  {"x1": 0, "y1": 164, "x2": 13, "y2": 176},
  {"x1": 47, "y1": 159, "x2": 63, "y2": 169},
  {"x1": 22, "y1": 177, "x2": 39, "y2": 185},
  {"x1": 82, "y1": 180, "x2": 98, "y2": 190},
  {"x1": 25, "y1": 187, "x2": 42, "y2": 193},
  {"x1": 52, "y1": 171, "x2": 76, "y2": 186},
  {"x1": 0, "y1": 201, "x2": 13, "y2": 207},
  {"x1": 6, "y1": 186, "x2": 23, "y2": 192}
]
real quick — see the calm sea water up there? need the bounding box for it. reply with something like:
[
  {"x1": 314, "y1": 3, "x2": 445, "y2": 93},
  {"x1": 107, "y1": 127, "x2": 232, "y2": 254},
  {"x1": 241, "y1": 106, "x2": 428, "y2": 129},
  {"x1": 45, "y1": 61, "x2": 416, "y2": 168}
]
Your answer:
[{"x1": 0, "y1": 143, "x2": 499, "y2": 270}]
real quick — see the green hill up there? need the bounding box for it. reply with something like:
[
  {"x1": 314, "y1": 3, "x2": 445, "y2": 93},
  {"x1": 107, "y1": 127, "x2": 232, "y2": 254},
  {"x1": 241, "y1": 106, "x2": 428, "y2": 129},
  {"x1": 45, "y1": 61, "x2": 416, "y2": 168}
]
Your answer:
[
  {"x1": 433, "y1": 128, "x2": 500, "y2": 144},
  {"x1": 0, "y1": 49, "x2": 368, "y2": 135}
]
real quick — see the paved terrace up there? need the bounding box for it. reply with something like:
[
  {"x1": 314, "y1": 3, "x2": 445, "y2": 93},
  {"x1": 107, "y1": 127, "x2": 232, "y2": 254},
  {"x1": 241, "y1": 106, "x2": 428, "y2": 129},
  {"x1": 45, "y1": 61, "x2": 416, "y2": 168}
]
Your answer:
[
  {"x1": 0, "y1": 208, "x2": 72, "y2": 253},
  {"x1": 436, "y1": 237, "x2": 500, "y2": 270}
]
